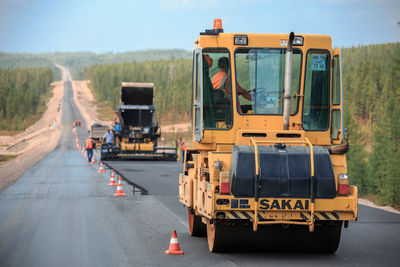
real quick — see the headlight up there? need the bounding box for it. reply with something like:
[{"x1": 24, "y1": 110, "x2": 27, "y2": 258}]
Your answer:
[
  {"x1": 293, "y1": 36, "x2": 304, "y2": 46},
  {"x1": 234, "y1": 35, "x2": 248, "y2": 45}
]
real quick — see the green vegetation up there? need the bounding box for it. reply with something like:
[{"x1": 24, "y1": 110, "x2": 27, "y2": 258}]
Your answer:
[
  {"x1": 0, "y1": 49, "x2": 191, "y2": 133},
  {"x1": 84, "y1": 58, "x2": 192, "y2": 122},
  {"x1": 343, "y1": 43, "x2": 400, "y2": 206},
  {"x1": 1, "y1": 49, "x2": 191, "y2": 81},
  {"x1": 0, "y1": 154, "x2": 17, "y2": 162},
  {"x1": 41, "y1": 49, "x2": 191, "y2": 80},
  {"x1": 0, "y1": 67, "x2": 53, "y2": 131},
  {"x1": 0, "y1": 52, "x2": 61, "y2": 80}
]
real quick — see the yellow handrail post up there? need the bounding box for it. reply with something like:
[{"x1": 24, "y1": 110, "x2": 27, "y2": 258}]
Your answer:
[
  {"x1": 250, "y1": 137, "x2": 260, "y2": 232},
  {"x1": 304, "y1": 137, "x2": 315, "y2": 232}
]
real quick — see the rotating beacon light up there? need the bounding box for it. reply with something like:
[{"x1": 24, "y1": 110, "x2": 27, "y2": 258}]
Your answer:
[
  {"x1": 213, "y1": 19, "x2": 223, "y2": 31},
  {"x1": 201, "y1": 18, "x2": 224, "y2": 35}
]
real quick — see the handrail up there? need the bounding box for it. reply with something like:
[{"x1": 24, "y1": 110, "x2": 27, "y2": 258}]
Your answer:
[
  {"x1": 249, "y1": 137, "x2": 316, "y2": 232},
  {"x1": 250, "y1": 137, "x2": 261, "y2": 231}
]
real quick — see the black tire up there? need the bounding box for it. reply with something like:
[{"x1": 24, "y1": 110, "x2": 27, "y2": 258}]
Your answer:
[
  {"x1": 313, "y1": 221, "x2": 343, "y2": 253},
  {"x1": 188, "y1": 208, "x2": 206, "y2": 237},
  {"x1": 207, "y1": 220, "x2": 228, "y2": 252}
]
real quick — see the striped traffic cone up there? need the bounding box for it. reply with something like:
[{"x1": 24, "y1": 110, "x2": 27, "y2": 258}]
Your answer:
[
  {"x1": 165, "y1": 230, "x2": 184, "y2": 255},
  {"x1": 98, "y1": 161, "x2": 105, "y2": 173},
  {"x1": 108, "y1": 170, "x2": 117, "y2": 186},
  {"x1": 114, "y1": 176, "x2": 126, "y2": 196},
  {"x1": 91, "y1": 156, "x2": 96, "y2": 164}
]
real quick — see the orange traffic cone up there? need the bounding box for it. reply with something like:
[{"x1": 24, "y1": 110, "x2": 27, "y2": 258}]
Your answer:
[
  {"x1": 91, "y1": 156, "x2": 96, "y2": 164},
  {"x1": 114, "y1": 176, "x2": 126, "y2": 196},
  {"x1": 108, "y1": 170, "x2": 117, "y2": 186},
  {"x1": 165, "y1": 230, "x2": 184, "y2": 255},
  {"x1": 98, "y1": 161, "x2": 105, "y2": 173}
]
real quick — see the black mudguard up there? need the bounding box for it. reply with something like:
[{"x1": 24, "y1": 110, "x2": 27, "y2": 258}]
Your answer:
[{"x1": 230, "y1": 145, "x2": 336, "y2": 198}]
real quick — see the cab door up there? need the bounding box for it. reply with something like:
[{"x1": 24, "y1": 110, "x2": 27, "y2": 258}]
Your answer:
[
  {"x1": 193, "y1": 48, "x2": 203, "y2": 142},
  {"x1": 331, "y1": 48, "x2": 343, "y2": 144}
]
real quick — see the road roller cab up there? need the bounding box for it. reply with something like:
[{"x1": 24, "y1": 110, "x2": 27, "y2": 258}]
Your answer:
[{"x1": 178, "y1": 19, "x2": 358, "y2": 252}]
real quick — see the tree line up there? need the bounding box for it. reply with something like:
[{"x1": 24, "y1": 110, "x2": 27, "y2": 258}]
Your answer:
[
  {"x1": 0, "y1": 49, "x2": 192, "y2": 81},
  {"x1": 40, "y1": 49, "x2": 191, "y2": 80},
  {"x1": 343, "y1": 43, "x2": 400, "y2": 206},
  {"x1": 84, "y1": 58, "x2": 192, "y2": 122},
  {"x1": 84, "y1": 43, "x2": 400, "y2": 207},
  {"x1": 0, "y1": 49, "x2": 192, "y2": 131},
  {"x1": 0, "y1": 67, "x2": 53, "y2": 131},
  {"x1": 0, "y1": 52, "x2": 61, "y2": 80}
]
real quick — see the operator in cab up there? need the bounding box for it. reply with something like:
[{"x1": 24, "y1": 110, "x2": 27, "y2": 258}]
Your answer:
[{"x1": 211, "y1": 56, "x2": 251, "y2": 103}]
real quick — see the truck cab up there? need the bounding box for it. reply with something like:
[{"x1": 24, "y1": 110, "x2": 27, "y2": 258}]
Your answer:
[{"x1": 179, "y1": 19, "x2": 358, "y2": 252}]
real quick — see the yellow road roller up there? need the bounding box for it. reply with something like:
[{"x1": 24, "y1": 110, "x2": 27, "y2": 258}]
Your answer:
[{"x1": 179, "y1": 19, "x2": 358, "y2": 252}]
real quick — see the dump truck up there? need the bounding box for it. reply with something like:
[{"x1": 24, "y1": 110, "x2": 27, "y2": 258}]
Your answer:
[
  {"x1": 89, "y1": 123, "x2": 108, "y2": 149},
  {"x1": 101, "y1": 82, "x2": 177, "y2": 161},
  {"x1": 178, "y1": 19, "x2": 358, "y2": 252}
]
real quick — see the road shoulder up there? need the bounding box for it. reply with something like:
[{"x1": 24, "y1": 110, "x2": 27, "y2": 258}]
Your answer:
[{"x1": 0, "y1": 77, "x2": 64, "y2": 191}]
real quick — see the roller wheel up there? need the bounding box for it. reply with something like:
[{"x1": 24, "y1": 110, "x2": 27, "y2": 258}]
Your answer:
[
  {"x1": 314, "y1": 222, "x2": 343, "y2": 253},
  {"x1": 188, "y1": 208, "x2": 206, "y2": 237},
  {"x1": 207, "y1": 220, "x2": 228, "y2": 252}
]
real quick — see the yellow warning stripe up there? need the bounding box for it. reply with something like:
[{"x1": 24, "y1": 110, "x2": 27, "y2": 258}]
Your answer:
[
  {"x1": 303, "y1": 212, "x2": 340, "y2": 220},
  {"x1": 224, "y1": 211, "x2": 340, "y2": 220}
]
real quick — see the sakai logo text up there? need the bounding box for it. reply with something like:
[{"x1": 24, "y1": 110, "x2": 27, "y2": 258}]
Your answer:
[{"x1": 259, "y1": 199, "x2": 309, "y2": 210}]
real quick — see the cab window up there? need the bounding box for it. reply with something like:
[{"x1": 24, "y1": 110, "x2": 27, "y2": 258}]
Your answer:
[
  {"x1": 235, "y1": 48, "x2": 302, "y2": 115},
  {"x1": 332, "y1": 55, "x2": 341, "y2": 105},
  {"x1": 302, "y1": 50, "x2": 330, "y2": 131},
  {"x1": 203, "y1": 49, "x2": 232, "y2": 129}
]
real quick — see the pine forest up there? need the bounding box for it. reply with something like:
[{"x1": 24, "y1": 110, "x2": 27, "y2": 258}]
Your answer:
[{"x1": 0, "y1": 67, "x2": 53, "y2": 131}]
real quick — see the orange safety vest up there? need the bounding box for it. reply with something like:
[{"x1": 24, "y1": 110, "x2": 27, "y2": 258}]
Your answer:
[
  {"x1": 180, "y1": 141, "x2": 186, "y2": 151},
  {"x1": 212, "y1": 71, "x2": 231, "y2": 96},
  {"x1": 85, "y1": 138, "x2": 93, "y2": 149}
]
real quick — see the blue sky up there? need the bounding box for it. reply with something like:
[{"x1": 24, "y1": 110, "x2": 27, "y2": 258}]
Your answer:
[{"x1": 0, "y1": 0, "x2": 399, "y2": 53}]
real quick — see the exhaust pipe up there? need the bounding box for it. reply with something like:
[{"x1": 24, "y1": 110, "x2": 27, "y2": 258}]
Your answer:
[{"x1": 283, "y1": 32, "x2": 295, "y2": 130}]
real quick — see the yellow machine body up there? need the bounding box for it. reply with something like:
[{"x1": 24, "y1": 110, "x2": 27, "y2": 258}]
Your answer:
[
  {"x1": 178, "y1": 22, "x2": 357, "y2": 252},
  {"x1": 120, "y1": 140, "x2": 154, "y2": 152}
]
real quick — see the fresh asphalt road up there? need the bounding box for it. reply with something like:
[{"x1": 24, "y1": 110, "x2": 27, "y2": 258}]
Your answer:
[
  {"x1": 106, "y1": 161, "x2": 400, "y2": 267},
  {"x1": 0, "y1": 72, "x2": 399, "y2": 267}
]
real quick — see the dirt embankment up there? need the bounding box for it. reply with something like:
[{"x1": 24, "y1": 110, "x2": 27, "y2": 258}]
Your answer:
[
  {"x1": 70, "y1": 78, "x2": 112, "y2": 129},
  {"x1": 160, "y1": 123, "x2": 190, "y2": 134},
  {"x1": 0, "y1": 76, "x2": 64, "y2": 191}
]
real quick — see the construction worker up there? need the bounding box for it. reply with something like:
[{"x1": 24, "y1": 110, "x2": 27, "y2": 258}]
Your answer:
[
  {"x1": 113, "y1": 111, "x2": 124, "y2": 126},
  {"x1": 211, "y1": 57, "x2": 251, "y2": 102},
  {"x1": 103, "y1": 129, "x2": 114, "y2": 144},
  {"x1": 85, "y1": 136, "x2": 94, "y2": 162},
  {"x1": 179, "y1": 137, "x2": 186, "y2": 163},
  {"x1": 176, "y1": 139, "x2": 181, "y2": 162}
]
